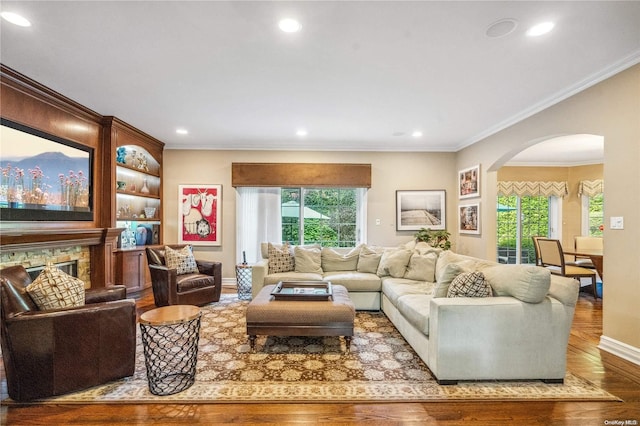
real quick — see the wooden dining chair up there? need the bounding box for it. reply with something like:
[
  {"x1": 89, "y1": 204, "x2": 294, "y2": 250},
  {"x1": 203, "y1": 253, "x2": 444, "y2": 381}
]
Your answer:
[
  {"x1": 531, "y1": 236, "x2": 544, "y2": 266},
  {"x1": 566, "y1": 236, "x2": 603, "y2": 269},
  {"x1": 536, "y1": 238, "x2": 598, "y2": 298}
]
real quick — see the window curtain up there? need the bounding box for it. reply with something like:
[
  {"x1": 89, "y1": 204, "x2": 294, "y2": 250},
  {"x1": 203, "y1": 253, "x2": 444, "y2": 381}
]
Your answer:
[
  {"x1": 497, "y1": 181, "x2": 569, "y2": 197},
  {"x1": 236, "y1": 187, "x2": 282, "y2": 264},
  {"x1": 577, "y1": 179, "x2": 604, "y2": 197},
  {"x1": 356, "y1": 188, "x2": 368, "y2": 245}
]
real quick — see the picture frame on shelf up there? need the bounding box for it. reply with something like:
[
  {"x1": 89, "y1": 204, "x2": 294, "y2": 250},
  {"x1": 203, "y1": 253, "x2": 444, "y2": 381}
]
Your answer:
[
  {"x1": 396, "y1": 190, "x2": 446, "y2": 231},
  {"x1": 178, "y1": 184, "x2": 222, "y2": 246},
  {"x1": 459, "y1": 202, "x2": 480, "y2": 235},
  {"x1": 459, "y1": 164, "x2": 480, "y2": 199}
]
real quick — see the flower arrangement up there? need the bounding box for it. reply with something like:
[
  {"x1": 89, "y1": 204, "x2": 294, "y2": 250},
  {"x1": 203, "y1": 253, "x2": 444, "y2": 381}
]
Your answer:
[{"x1": 58, "y1": 170, "x2": 89, "y2": 207}]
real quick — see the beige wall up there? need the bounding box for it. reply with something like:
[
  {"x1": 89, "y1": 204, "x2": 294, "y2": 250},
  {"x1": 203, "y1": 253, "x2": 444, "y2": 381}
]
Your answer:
[
  {"x1": 457, "y1": 64, "x2": 640, "y2": 352},
  {"x1": 497, "y1": 164, "x2": 603, "y2": 249},
  {"x1": 163, "y1": 150, "x2": 456, "y2": 278}
]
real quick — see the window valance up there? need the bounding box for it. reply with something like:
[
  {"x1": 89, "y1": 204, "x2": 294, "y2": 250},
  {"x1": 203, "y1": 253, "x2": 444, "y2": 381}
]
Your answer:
[
  {"x1": 497, "y1": 181, "x2": 569, "y2": 198},
  {"x1": 577, "y1": 179, "x2": 604, "y2": 197},
  {"x1": 231, "y1": 163, "x2": 372, "y2": 188}
]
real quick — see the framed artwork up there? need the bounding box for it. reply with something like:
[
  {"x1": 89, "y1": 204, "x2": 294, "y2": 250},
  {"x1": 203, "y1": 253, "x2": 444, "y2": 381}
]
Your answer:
[
  {"x1": 179, "y1": 184, "x2": 222, "y2": 246},
  {"x1": 459, "y1": 202, "x2": 480, "y2": 235},
  {"x1": 459, "y1": 164, "x2": 480, "y2": 199},
  {"x1": 396, "y1": 190, "x2": 446, "y2": 231}
]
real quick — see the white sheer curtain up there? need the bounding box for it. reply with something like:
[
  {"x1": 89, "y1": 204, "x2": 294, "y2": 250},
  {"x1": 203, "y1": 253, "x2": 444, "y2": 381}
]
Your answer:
[
  {"x1": 236, "y1": 187, "x2": 282, "y2": 264},
  {"x1": 356, "y1": 188, "x2": 368, "y2": 245}
]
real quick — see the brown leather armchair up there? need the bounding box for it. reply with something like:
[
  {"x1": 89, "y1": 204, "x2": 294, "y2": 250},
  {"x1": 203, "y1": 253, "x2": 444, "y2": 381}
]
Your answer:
[
  {"x1": 146, "y1": 245, "x2": 222, "y2": 307},
  {"x1": 0, "y1": 265, "x2": 136, "y2": 402}
]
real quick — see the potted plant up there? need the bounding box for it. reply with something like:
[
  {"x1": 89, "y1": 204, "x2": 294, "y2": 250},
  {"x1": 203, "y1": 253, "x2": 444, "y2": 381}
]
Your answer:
[{"x1": 414, "y1": 228, "x2": 451, "y2": 250}]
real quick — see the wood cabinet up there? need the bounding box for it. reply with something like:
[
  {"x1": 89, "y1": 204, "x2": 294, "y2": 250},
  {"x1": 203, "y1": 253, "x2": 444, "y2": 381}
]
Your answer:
[
  {"x1": 114, "y1": 248, "x2": 151, "y2": 293},
  {"x1": 103, "y1": 117, "x2": 164, "y2": 292}
]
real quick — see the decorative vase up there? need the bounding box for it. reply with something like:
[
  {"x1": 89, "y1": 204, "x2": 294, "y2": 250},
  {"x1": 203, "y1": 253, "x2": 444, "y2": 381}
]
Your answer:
[{"x1": 140, "y1": 178, "x2": 150, "y2": 194}]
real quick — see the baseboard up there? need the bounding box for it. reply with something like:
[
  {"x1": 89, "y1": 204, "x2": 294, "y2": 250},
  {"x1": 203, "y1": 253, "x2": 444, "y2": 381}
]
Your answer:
[
  {"x1": 222, "y1": 278, "x2": 237, "y2": 288},
  {"x1": 598, "y1": 335, "x2": 640, "y2": 366}
]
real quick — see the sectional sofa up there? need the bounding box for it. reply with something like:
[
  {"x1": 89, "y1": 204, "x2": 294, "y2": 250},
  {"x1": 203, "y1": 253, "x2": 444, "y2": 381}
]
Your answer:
[{"x1": 251, "y1": 241, "x2": 580, "y2": 383}]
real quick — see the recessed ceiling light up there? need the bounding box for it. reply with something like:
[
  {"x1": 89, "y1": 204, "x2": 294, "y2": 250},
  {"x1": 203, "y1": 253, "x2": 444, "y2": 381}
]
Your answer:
[
  {"x1": 412, "y1": 131, "x2": 423, "y2": 138},
  {"x1": 279, "y1": 18, "x2": 302, "y2": 33},
  {"x1": 1, "y1": 11, "x2": 31, "y2": 27},
  {"x1": 176, "y1": 128, "x2": 188, "y2": 135},
  {"x1": 296, "y1": 128, "x2": 307, "y2": 137},
  {"x1": 486, "y1": 19, "x2": 518, "y2": 38},
  {"x1": 526, "y1": 22, "x2": 554, "y2": 37}
]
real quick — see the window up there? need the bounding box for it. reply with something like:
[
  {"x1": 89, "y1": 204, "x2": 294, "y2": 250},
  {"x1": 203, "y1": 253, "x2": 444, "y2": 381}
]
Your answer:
[
  {"x1": 281, "y1": 188, "x2": 366, "y2": 247},
  {"x1": 582, "y1": 193, "x2": 604, "y2": 236},
  {"x1": 497, "y1": 195, "x2": 557, "y2": 264}
]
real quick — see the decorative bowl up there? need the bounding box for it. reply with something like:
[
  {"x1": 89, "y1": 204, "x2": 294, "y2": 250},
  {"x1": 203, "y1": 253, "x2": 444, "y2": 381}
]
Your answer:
[{"x1": 144, "y1": 207, "x2": 156, "y2": 219}]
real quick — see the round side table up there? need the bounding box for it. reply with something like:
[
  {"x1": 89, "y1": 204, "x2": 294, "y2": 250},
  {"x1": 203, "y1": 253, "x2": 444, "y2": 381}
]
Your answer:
[
  {"x1": 139, "y1": 305, "x2": 202, "y2": 395},
  {"x1": 235, "y1": 264, "x2": 253, "y2": 300}
]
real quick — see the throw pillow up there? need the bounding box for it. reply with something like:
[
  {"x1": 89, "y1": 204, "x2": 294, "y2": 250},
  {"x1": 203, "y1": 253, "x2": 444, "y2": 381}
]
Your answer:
[
  {"x1": 404, "y1": 251, "x2": 438, "y2": 282},
  {"x1": 357, "y1": 245, "x2": 383, "y2": 273},
  {"x1": 268, "y1": 242, "x2": 295, "y2": 274},
  {"x1": 321, "y1": 246, "x2": 360, "y2": 272},
  {"x1": 26, "y1": 262, "x2": 85, "y2": 310},
  {"x1": 433, "y1": 263, "x2": 466, "y2": 298},
  {"x1": 294, "y1": 246, "x2": 323, "y2": 274},
  {"x1": 447, "y1": 271, "x2": 492, "y2": 298},
  {"x1": 165, "y1": 245, "x2": 199, "y2": 275},
  {"x1": 376, "y1": 248, "x2": 412, "y2": 278}
]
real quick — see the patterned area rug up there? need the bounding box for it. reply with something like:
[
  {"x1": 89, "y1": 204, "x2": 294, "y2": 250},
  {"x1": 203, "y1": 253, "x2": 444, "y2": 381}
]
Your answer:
[{"x1": 8, "y1": 295, "x2": 617, "y2": 404}]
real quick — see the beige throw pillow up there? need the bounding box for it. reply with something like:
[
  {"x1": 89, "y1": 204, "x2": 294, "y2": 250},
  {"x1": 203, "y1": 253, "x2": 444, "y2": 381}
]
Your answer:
[
  {"x1": 321, "y1": 246, "x2": 360, "y2": 272},
  {"x1": 295, "y1": 246, "x2": 323, "y2": 274},
  {"x1": 376, "y1": 248, "x2": 412, "y2": 278},
  {"x1": 357, "y1": 245, "x2": 383, "y2": 273},
  {"x1": 433, "y1": 263, "x2": 467, "y2": 298},
  {"x1": 165, "y1": 245, "x2": 199, "y2": 275},
  {"x1": 483, "y1": 264, "x2": 551, "y2": 303},
  {"x1": 404, "y1": 251, "x2": 438, "y2": 282},
  {"x1": 268, "y1": 242, "x2": 295, "y2": 274},
  {"x1": 26, "y1": 262, "x2": 85, "y2": 310},
  {"x1": 447, "y1": 271, "x2": 492, "y2": 298}
]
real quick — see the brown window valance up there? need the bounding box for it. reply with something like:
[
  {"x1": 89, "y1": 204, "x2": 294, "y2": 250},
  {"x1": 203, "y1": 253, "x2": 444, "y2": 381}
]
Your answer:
[
  {"x1": 231, "y1": 163, "x2": 371, "y2": 188},
  {"x1": 577, "y1": 179, "x2": 604, "y2": 197},
  {"x1": 497, "y1": 181, "x2": 569, "y2": 198}
]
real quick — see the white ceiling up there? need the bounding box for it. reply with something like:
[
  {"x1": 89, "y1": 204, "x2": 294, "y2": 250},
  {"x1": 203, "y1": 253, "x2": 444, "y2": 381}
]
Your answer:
[{"x1": 1, "y1": 1, "x2": 639, "y2": 163}]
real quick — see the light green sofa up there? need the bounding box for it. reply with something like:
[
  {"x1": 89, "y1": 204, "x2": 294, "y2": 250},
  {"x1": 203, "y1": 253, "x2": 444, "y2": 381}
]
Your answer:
[{"x1": 251, "y1": 241, "x2": 580, "y2": 384}]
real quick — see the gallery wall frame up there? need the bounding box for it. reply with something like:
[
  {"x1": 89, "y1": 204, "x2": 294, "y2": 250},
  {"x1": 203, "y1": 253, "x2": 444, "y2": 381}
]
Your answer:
[
  {"x1": 459, "y1": 164, "x2": 480, "y2": 199},
  {"x1": 178, "y1": 184, "x2": 222, "y2": 246},
  {"x1": 396, "y1": 190, "x2": 446, "y2": 231},
  {"x1": 459, "y1": 202, "x2": 481, "y2": 235}
]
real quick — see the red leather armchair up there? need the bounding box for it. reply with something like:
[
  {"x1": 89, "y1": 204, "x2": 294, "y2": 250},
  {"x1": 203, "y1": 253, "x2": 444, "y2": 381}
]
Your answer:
[
  {"x1": 146, "y1": 245, "x2": 222, "y2": 307},
  {"x1": 0, "y1": 265, "x2": 136, "y2": 401}
]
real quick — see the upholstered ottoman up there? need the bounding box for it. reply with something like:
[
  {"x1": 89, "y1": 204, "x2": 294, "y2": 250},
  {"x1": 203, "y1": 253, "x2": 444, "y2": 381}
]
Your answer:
[{"x1": 246, "y1": 283, "x2": 355, "y2": 352}]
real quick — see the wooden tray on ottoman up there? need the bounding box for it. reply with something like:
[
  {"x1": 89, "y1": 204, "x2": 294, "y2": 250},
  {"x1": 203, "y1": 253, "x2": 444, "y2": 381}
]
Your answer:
[{"x1": 270, "y1": 281, "x2": 333, "y2": 301}]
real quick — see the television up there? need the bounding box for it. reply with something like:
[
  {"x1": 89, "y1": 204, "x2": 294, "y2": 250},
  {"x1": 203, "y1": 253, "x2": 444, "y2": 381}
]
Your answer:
[{"x1": 0, "y1": 118, "x2": 94, "y2": 221}]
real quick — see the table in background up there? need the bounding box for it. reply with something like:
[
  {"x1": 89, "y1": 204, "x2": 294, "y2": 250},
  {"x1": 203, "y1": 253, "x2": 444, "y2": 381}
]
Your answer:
[
  {"x1": 563, "y1": 248, "x2": 604, "y2": 280},
  {"x1": 139, "y1": 305, "x2": 202, "y2": 395},
  {"x1": 235, "y1": 263, "x2": 253, "y2": 300}
]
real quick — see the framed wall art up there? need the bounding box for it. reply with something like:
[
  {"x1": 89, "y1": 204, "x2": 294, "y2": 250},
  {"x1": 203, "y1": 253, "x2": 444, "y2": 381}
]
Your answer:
[
  {"x1": 459, "y1": 164, "x2": 480, "y2": 199},
  {"x1": 179, "y1": 184, "x2": 222, "y2": 246},
  {"x1": 459, "y1": 202, "x2": 480, "y2": 235},
  {"x1": 396, "y1": 190, "x2": 446, "y2": 231}
]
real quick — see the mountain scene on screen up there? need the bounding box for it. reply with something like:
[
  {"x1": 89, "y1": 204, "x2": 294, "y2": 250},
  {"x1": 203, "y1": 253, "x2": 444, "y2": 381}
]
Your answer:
[{"x1": 1, "y1": 152, "x2": 89, "y2": 189}]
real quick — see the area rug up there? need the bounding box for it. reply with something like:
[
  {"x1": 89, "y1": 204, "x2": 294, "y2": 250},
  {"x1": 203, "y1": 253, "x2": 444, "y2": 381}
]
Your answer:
[{"x1": 6, "y1": 294, "x2": 618, "y2": 404}]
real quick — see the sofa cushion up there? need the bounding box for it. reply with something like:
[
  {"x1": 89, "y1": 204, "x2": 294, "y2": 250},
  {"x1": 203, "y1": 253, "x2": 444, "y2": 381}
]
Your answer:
[
  {"x1": 268, "y1": 242, "x2": 295, "y2": 274},
  {"x1": 382, "y1": 278, "x2": 435, "y2": 305},
  {"x1": 483, "y1": 264, "x2": 551, "y2": 303},
  {"x1": 294, "y1": 246, "x2": 323, "y2": 274},
  {"x1": 26, "y1": 262, "x2": 85, "y2": 310},
  {"x1": 447, "y1": 271, "x2": 492, "y2": 298},
  {"x1": 177, "y1": 273, "x2": 216, "y2": 292},
  {"x1": 321, "y1": 246, "x2": 360, "y2": 272},
  {"x1": 323, "y1": 271, "x2": 381, "y2": 292},
  {"x1": 433, "y1": 262, "x2": 467, "y2": 298},
  {"x1": 376, "y1": 248, "x2": 412, "y2": 278},
  {"x1": 264, "y1": 272, "x2": 324, "y2": 285},
  {"x1": 396, "y1": 294, "x2": 433, "y2": 336},
  {"x1": 404, "y1": 251, "x2": 438, "y2": 282},
  {"x1": 357, "y1": 245, "x2": 383, "y2": 273},
  {"x1": 165, "y1": 245, "x2": 199, "y2": 275}
]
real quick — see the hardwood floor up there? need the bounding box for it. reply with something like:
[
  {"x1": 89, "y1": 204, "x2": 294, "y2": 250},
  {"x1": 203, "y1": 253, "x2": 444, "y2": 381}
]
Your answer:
[{"x1": 2, "y1": 287, "x2": 639, "y2": 425}]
